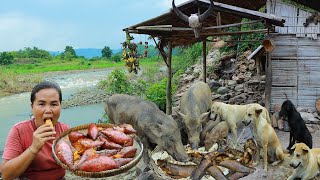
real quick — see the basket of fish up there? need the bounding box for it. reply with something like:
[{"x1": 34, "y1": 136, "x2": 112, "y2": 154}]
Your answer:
[
  {"x1": 149, "y1": 139, "x2": 257, "y2": 179},
  {"x1": 52, "y1": 123, "x2": 143, "y2": 178}
]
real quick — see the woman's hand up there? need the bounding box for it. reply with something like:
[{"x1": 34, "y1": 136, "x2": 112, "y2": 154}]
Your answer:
[{"x1": 30, "y1": 123, "x2": 56, "y2": 153}]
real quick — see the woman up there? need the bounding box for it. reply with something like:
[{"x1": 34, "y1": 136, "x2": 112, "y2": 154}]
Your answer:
[{"x1": 1, "y1": 81, "x2": 69, "y2": 180}]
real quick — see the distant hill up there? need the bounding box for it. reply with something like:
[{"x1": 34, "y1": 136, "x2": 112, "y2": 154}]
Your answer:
[
  {"x1": 48, "y1": 46, "x2": 179, "y2": 59},
  {"x1": 49, "y1": 48, "x2": 122, "y2": 58}
]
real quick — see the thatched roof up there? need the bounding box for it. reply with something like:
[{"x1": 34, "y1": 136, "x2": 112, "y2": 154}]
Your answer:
[{"x1": 124, "y1": 0, "x2": 285, "y2": 46}]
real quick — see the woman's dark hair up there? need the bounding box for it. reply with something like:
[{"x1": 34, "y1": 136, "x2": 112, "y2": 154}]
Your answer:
[{"x1": 31, "y1": 81, "x2": 62, "y2": 105}]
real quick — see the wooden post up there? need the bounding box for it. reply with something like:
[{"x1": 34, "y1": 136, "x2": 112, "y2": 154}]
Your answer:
[
  {"x1": 202, "y1": 41, "x2": 207, "y2": 83},
  {"x1": 166, "y1": 41, "x2": 173, "y2": 115},
  {"x1": 265, "y1": 52, "x2": 272, "y2": 112}
]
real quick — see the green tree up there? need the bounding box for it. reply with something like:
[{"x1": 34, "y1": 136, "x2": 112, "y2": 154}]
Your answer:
[
  {"x1": 110, "y1": 54, "x2": 121, "y2": 62},
  {"x1": 61, "y1": 46, "x2": 76, "y2": 60},
  {"x1": 101, "y1": 46, "x2": 112, "y2": 59},
  {"x1": 0, "y1": 52, "x2": 14, "y2": 65}
]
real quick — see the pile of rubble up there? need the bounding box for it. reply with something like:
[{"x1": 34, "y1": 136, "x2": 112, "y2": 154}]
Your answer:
[
  {"x1": 173, "y1": 49, "x2": 265, "y2": 109},
  {"x1": 271, "y1": 104, "x2": 320, "y2": 133},
  {"x1": 173, "y1": 48, "x2": 320, "y2": 134}
]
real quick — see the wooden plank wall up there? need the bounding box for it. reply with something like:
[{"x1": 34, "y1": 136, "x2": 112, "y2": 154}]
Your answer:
[
  {"x1": 268, "y1": 0, "x2": 320, "y2": 39},
  {"x1": 269, "y1": 35, "x2": 320, "y2": 111}
]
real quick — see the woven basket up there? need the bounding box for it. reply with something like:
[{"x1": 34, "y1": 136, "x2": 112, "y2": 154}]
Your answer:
[{"x1": 52, "y1": 123, "x2": 143, "y2": 178}]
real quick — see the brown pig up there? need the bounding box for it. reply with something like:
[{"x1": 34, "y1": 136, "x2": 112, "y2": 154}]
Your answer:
[
  {"x1": 204, "y1": 121, "x2": 229, "y2": 150},
  {"x1": 177, "y1": 81, "x2": 212, "y2": 149},
  {"x1": 105, "y1": 94, "x2": 189, "y2": 162}
]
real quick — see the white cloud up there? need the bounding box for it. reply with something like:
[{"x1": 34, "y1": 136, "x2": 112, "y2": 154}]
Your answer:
[{"x1": 0, "y1": 12, "x2": 75, "y2": 51}]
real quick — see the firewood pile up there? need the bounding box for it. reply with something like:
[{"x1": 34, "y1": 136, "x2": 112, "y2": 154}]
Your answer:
[{"x1": 149, "y1": 139, "x2": 257, "y2": 180}]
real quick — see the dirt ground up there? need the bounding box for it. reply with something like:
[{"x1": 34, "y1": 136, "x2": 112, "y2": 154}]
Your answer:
[
  {"x1": 241, "y1": 128, "x2": 320, "y2": 180},
  {"x1": 63, "y1": 128, "x2": 320, "y2": 180}
]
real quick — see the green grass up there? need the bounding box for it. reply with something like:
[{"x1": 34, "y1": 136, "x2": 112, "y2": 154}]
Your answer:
[
  {"x1": 4, "y1": 59, "x2": 124, "y2": 74},
  {"x1": 0, "y1": 57, "x2": 159, "y2": 97}
]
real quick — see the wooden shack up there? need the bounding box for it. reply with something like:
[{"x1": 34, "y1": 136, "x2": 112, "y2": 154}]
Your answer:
[
  {"x1": 124, "y1": 0, "x2": 285, "y2": 114},
  {"x1": 264, "y1": 0, "x2": 320, "y2": 111}
]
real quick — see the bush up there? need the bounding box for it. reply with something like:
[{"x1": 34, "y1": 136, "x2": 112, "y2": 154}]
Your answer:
[
  {"x1": 98, "y1": 68, "x2": 147, "y2": 96},
  {"x1": 145, "y1": 78, "x2": 168, "y2": 112},
  {"x1": 110, "y1": 54, "x2": 121, "y2": 62},
  {"x1": 0, "y1": 52, "x2": 14, "y2": 65},
  {"x1": 172, "y1": 42, "x2": 203, "y2": 72},
  {"x1": 99, "y1": 68, "x2": 131, "y2": 94}
]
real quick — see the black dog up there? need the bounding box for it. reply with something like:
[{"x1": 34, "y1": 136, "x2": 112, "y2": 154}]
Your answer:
[{"x1": 279, "y1": 100, "x2": 312, "y2": 152}]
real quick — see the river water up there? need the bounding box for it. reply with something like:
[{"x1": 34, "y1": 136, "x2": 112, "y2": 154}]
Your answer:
[{"x1": 0, "y1": 69, "x2": 113, "y2": 160}]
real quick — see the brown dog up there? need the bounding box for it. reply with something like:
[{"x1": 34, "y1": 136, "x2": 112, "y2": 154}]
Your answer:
[
  {"x1": 288, "y1": 143, "x2": 320, "y2": 180},
  {"x1": 242, "y1": 106, "x2": 287, "y2": 171}
]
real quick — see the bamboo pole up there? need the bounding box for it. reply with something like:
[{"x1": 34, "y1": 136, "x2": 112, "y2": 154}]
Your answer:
[
  {"x1": 166, "y1": 41, "x2": 173, "y2": 115},
  {"x1": 135, "y1": 20, "x2": 263, "y2": 32},
  {"x1": 265, "y1": 51, "x2": 272, "y2": 112},
  {"x1": 171, "y1": 29, "x2": 269, "y2": 37},
  {"x1": 202, "y1": 41, "x2": 207, "y2": 83}
]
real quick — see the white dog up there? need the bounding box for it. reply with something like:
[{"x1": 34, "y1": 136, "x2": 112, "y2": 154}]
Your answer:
[
  {"x1": 210, "y1": 102, "x2": 270, "y2": 144},
  {"x1": 288, "y1": 143, "x2": 320, "y2": 180}
]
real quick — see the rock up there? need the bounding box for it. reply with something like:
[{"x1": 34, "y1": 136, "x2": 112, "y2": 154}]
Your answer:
[
  {"x1": 220, "y1": 94, "x2": 231, "y2": 101},
  {"x1": 208, "y1": 80, "x2": 222, "y2": 91},
  {"x1": 307, "y1": 117, "x2": 320, "y2": 123},
  {"x1": 272, "y1": 113, "x2": 278, "y2": 128},
  {"x1": 300, "y1": 112, "x2": 315, "y2": 121},
  {"x1": 234, "y1": 84, "x2": 244, "y2": 92},
  {"x1": 311, "y1": 124, "x2": 319, "y2": 131},
  {"x1": 307, "y1": 125, "x2": 315, "y2": 133},
  {"x1": 185, "y1": 68, "x2": 192, "y2": 75},
  {"x1": 217, "y1": 87, "x2": 229, "y2": 95},
  {"x1": 247, "y1": 80, "x2": 260, "y2": 86},
  {"x1": 182, "y1": 74, "x2": 195, "y2": 83},
  {"x1": 172, "y1": 106, "x2": 180, "y2": 117},
  {"x1": 297, "y1": 107, "x2": 308, "y2": 112},
  {"x1": 278, "y1": 119, "x2": 284, "y2": 130},
  {"x1": 313, "y1": 112, "x2": 320, "y2": 119},
  {"x1": 212, "y1": 94, "x2": 222, "y2": 100},
  {"x1": 227, "y1": 80, "x2": 237, "y2": 86},
  {"x1": 273, "y1": 104, "x2": 281, "y2": 113},
  {"x1": 260, "y1": 75, "x2": 266, "y2": 81},
  {"x1": 283, "y1": 121, "x2": 290, "y2": 132}
]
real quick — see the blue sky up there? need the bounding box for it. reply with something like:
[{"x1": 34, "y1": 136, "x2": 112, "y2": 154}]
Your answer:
[{"x1": 0, "y1": 0, "x2": 187, "y2": 52}]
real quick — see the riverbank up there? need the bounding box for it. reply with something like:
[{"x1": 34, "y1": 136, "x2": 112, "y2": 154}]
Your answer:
[{"x1": 0, "y1": 67, "x2": 114, "y2": 98}]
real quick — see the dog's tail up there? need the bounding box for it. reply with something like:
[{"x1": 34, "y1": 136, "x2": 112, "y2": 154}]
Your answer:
[{"x1": 283, "y1": 93, "x2": 288, "y2": 100}]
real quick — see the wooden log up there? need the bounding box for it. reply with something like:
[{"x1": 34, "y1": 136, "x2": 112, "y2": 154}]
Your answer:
[
  {"x1": 166, "y1": 41, "x2": 173, "y2": 115},
  {"x1": 265, "y1": 51, "x2": 272, "y2": 112},
  {"x1": 315, "y1": 98, "x2": 320, "y2": 114},
  {"x1": 203, "y1": 41, "x2": 207, "y2": 83}
]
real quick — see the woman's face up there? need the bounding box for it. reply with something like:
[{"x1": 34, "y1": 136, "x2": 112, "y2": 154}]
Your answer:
[{"x1": 31, "y1": 88, "x2": 61, "y2": 127}]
